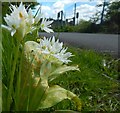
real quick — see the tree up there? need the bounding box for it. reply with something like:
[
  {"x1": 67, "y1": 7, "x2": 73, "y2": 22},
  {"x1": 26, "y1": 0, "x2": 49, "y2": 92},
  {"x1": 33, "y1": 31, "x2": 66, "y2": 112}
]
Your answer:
[
  {"x1": 76, "y1": 20, "x2": 98, "y2": 33},
  {"x1": 103, "y1": 1, "x2": 120, "y2": 33},
  {"x1": 90, "y1": 1, "x2": 120, "y2": 33},
  {"x1": 105, "y1": 1, "x2": 120, "y2": 25}
]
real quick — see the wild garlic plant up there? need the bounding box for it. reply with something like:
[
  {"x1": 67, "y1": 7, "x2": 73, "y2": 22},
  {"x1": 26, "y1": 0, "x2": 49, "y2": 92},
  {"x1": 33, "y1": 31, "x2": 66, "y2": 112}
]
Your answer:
[{"x1": 2, "y1": 2, "x2": 82, "y2": 111}]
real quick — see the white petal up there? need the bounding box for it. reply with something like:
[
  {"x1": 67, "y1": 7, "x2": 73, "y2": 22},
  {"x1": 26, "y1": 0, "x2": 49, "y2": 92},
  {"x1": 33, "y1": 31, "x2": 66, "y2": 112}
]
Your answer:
[
  {"x1": 52, "y1": 36, "x2": 55, "y2": 43},
  {"x1": 1, "y1": 24, "x2": 12, "y2": 31},
  {"x1": 11, "y1": 29, "x2": 16, "y2": 36},
  {"x1": 45, "y1": 20, "x2": 53, "y2": 26},
  {"x1": 43, "y1": 27, "x2": 54, "y2": 33},
  {"x1": 38, "y1": 36, "x2": 73, "y2": 63},
  {"x1": 35, "y1": 12, "x2": 42, "y2": 24},
  {"x1": 28, "y1": 8, "x2": 33, "y2": 17}
]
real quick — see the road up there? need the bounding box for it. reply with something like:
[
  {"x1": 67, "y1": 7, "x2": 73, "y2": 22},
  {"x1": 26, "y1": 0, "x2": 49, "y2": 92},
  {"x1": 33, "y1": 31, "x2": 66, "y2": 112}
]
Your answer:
[{"x1": 39, "y1": 32, "x2": 119, "y2": 57}]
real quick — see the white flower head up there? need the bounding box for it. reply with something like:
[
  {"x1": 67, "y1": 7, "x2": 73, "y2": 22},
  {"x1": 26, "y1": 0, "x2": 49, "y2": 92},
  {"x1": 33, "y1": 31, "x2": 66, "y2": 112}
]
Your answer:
[
  {"x1": 34, "y1": 12, "x2": 43, "y2": 24},
  {"x1": 27, "y1": 8, "x2": 35, "y2": 25},
  {"x1": 4, "y1": 2, "x2": 29, "y2": 36},
  {"x1": 3, "y1": 2, "x2": 54, "y2": 37},
  {"x1": 40, "y1": 18, "x2": 54, "y2": 33},
  {"x1": 38, "y1": 36, "x2": 73, "y2": 64},
  {"x1": 3, "y1": 2, "x2": 37, "y2": 37}
]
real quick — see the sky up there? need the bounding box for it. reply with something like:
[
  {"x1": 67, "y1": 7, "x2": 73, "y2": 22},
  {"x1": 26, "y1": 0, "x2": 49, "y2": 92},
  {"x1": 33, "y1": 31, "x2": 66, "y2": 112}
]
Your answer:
[{"x1": 33, "y1": 0, "x2": 119, "y2": 21}]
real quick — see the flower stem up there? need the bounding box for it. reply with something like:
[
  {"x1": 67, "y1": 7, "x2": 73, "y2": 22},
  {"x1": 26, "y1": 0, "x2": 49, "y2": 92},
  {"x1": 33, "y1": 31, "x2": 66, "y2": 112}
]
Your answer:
[
  {"x1": 15, "y1": 43, "x2": 24, "y2": 110},
  {"x1": 7, "y1": 41, "x2": 20, "y2": 111},
  {"x1": 26, "y1": 68, "x2": 32, "y2": 111}
]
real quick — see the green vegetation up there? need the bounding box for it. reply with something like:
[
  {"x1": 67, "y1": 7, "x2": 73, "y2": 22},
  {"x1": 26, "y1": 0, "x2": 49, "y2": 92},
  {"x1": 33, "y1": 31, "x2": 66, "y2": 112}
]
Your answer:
[
  {"x1": 2, "y1": 1, "x2": 120, "y2": 112},
  {"x1": 2, "y1": 27, "x2": 120, "y2": 111},
  {"x1": 2, "y1": 26, "x2": 119, "y2": 111},
  {"x1": 53, "y1": 20, "x2": 98, "y2": 33},
  {"x1": 53, "y1": 1, "x2": 120, "y2": 34},
  {"x1": 46, "y1": 46, "x2": 120, "y2": 112}
]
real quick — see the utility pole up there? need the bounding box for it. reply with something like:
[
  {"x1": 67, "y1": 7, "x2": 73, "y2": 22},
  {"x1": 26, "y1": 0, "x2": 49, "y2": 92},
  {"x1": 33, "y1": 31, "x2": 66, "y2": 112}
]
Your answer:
[
  {"x1": 61, "y1": 10, "x2": 63, "y2": 21},
  {"x1": 76, "y1": 12, "x2": 79, "y2": 25},
  {"x1": 74, "y1": 3, "x2": 76, "y2": 18},
  {"x1": 61, "y1": 10, "x2": 63, "y2": 27},
  {"x1": 57, "y1": 12, "x2": 60, "y2": 20},
  {"x1": 74, "y1": 3, "x2": 76, "y2": 25},
  {"x1": 101, "y1": 0, "x2": 106, "y2": 24}
]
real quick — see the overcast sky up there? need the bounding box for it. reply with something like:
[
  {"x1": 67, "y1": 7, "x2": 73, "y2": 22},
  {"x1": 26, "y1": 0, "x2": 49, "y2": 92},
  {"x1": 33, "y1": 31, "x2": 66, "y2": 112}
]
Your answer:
[{"x1": 33, "y1": 0, "x2": 119, "y2": 21}]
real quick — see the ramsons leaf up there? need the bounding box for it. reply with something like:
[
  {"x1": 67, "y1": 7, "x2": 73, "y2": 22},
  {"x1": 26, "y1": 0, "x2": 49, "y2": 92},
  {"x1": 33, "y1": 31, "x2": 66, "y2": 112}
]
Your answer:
[
  {"x1": 49, "y1": 65, "x2": 79, "y2": 82},
  {"x1": 38, "y1": 85, "x2": 82, "y2": 111}
]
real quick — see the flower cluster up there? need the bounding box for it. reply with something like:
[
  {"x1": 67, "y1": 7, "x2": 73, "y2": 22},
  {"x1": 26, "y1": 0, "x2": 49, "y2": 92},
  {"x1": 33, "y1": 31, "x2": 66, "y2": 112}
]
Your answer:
[
  {"x1": 3, "y1": 2, "x2": 53, "y2": 37},
  {"x1": 38, "y1": 36, "x2": 73, "y2": 63},
  {"x1": 2, "y1": 2, "x2": 81, "y2": 111},
  {"x1": 2, "y1": 2, "x2": 73, "y2": 64}
]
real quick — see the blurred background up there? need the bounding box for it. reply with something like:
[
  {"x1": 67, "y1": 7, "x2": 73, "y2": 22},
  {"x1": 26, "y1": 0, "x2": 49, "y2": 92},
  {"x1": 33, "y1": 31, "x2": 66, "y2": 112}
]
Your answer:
[{"x1": 2, "y1": 0, "x2": 120, "y2": 34}]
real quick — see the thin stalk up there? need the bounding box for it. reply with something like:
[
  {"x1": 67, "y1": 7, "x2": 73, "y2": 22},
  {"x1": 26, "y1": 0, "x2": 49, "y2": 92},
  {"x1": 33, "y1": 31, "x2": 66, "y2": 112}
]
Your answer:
[
  {"x1": 19, "y1": 52, "x2": 35, "y2": 110},
  {"x1": 15, "y1": 43, "x2": 24, "y2": 110},
  {"x1": 26, "y1": 54, "x2": 41, "y2": 111},
  {"x1": 30, "y1": 77, "x2": 49, "y2": 110},
  {"x1": 7, "y1": 41, "x2": 20, "y2": 110},
  {"x1": 29, "y1": 77, "x2": 41, "y2": 109},
  {"x1": 20, "y1": 55, "x2": 34, "y2": 100},
  {"x1": 26, "y1": 68, "x2": 32, "y2": 111}
]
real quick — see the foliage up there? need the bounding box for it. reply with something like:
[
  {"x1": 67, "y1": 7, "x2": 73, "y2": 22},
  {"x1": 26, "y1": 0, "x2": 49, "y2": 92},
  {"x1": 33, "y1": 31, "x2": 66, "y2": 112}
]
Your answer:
[
  {"x1": 91, "y1": 1, "x2": 120, "y2": 34},
  {"x1": 48, "y1": 46, "x2": 120, "y2": 112},
  {"x1": 102, "y1": 1, "x2": 120, "y2": 33},
  {"x1": 53, "y1": 20, "x2": 99, "y2": 33},
  {"x1": 2, "y1": 2, "x2": 81, "y2": 112},
  {"x1": 76, "y1": 20, "x2": 99, "y2": 33},
  {"x1": 53, "y1": 1, "x2": 120, "y2": 34},
  {"x1": 105, "y1": 1, "x2": 120, "y2": 24},
  {"x1": 53, "y1": 25, "x2": 75, "y2": 32}
]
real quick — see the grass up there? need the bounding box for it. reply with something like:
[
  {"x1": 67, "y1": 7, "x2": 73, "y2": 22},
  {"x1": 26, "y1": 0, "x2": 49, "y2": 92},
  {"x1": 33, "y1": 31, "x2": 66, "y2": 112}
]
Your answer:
[
  {"x1": 47, "y1": 46, "x2": 120, "y2": 112},
  {"x1": 2, "y1": 28, "x2": 119, "y2": 112}
]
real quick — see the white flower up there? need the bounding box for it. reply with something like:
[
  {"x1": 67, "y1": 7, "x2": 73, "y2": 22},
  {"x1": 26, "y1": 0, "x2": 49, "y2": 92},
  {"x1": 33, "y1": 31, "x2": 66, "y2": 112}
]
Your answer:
[
  {"x1": 3, "y1": 2, "x2": 54, "y2": 37},
  {"x1": 34, "y1": 12, "x2": 43, "y2": 24},
  {"x1": 3, "y1": 2, "x2": 38, "y2": 37},
  {"x1": 4, "y1": 2, "x2": 29, "y2": 36},
  {"x1": 38, "y1": 36, "x2": 73, "y2": 64},
  {"x1": 40, "y1": 18, "x2": 54, "y2": 33},
  {"x1": 27, "y1": 8, "x2": 35, "y2": 25},
  {"x1": 3, "y1": 2, "x2": 29, "y2": 36}
]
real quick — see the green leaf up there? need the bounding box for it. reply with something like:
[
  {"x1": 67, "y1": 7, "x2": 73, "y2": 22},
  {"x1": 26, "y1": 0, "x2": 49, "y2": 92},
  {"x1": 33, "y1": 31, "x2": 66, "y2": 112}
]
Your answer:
[
  {"x1": 40, "y1": 61, "x2": 51, "y2": 79},
  {"x1": 38, "y1": 85, "x2": 82, "y2": 111},
  {"x1": 0, "y1": 81, "x2": 2, "y2": 112},
  {"x1": 2, "y1": 83, "x2": 11, "y2": 111},
  {"x1": 49, "y1": 65, "x2": 79, "y2": 82},
  {"x1": 53, "y1": 110, "x2": 80, "y2": 113}
]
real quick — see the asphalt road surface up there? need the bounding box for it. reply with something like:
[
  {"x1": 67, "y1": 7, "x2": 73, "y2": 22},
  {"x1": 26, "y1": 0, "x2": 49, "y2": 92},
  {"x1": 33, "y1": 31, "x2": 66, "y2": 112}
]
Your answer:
[{"x1": 39, "y1": 32, "x2": 119, "y2": 57}]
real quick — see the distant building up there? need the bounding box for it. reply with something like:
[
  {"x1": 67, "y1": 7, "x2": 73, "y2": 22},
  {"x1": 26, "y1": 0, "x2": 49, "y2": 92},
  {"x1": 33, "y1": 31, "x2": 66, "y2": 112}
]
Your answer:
[{"x1": 47, "y1": 18, "x2": 75, "y2": 29}]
